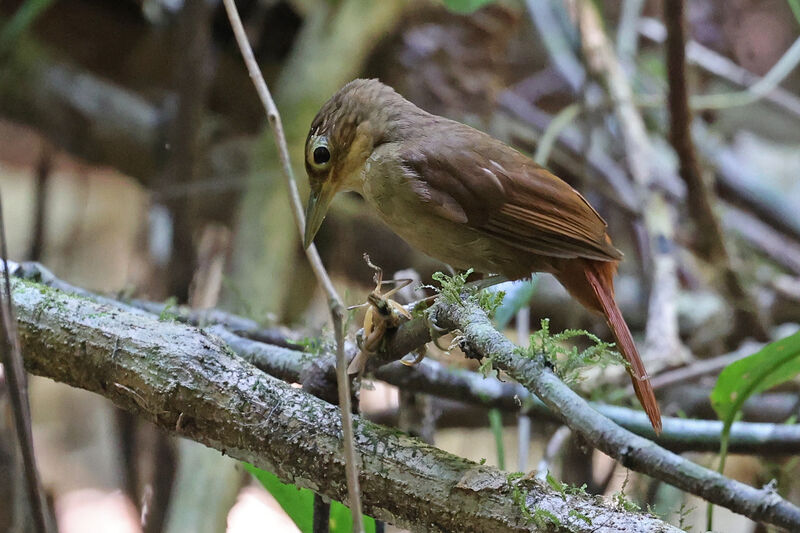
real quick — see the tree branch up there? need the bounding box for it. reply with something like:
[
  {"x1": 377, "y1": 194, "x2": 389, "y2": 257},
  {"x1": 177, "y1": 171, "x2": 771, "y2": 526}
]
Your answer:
[
  {"x1": 14, "y1": 260, "x2": 800, "y2": 456},
  {"x1": 429, "y1": 296, "x2": 800, "y2": 530},
  {"x1": 10, "y1": 275, "x2": 678, "y2": 533},
  {"x1": 217, "y1": 326, "x2": 800, "y2": 455}
]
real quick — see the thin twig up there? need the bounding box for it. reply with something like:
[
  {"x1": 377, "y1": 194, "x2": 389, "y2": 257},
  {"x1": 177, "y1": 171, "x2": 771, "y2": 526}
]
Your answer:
[
  {"x1": 663, "y1": 0, "x2": 768, "y2": 342},
  {"x1": 616, "y1": 0, "x2": 646, "y2": 70},
  {"x1": 215, "y1": 325, "x2": 800, "y2": 455},
  {"x1": 637, "y1": 17, "x2": 800, "y2": 119},
  {"x1": 691, "y1": 36, "x2": 800, "y2": 111},
  {"x1": 220, "y1": 2, "x2": 363, "y2": 529},
  {"x1": 0, "y1": 194, "x2": 51, "y2": 532}
]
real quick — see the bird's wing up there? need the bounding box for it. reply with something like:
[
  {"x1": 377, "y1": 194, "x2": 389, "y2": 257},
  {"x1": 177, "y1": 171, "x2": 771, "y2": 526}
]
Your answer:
[{"x1": 398, "y1": 125, "x2": 622, "y2": 261}]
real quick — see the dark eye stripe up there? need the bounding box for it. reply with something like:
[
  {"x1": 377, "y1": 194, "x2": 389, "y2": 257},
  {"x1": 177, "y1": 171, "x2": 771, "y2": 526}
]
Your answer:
[{"x1": 313, "y1": 146, "x2": 331, "y2": 165}]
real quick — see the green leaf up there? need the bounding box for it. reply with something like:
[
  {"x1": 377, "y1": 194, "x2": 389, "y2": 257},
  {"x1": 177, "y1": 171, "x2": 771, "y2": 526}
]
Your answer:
[
  {"x1": 442, "y1": 0, "x2": 496, "y2": 14},
  {"x1": 710, "y1": 331, "x2": 800, "y2": 426},
  {"x1": 243, "y1": 464, "x2": 376, "y2": 533},
  {"x1": 706, "y1": 331, "x2": 800, "y2": 529},
  {"x1": 545, "y1": 472, "x2": 566, "y2": 500},
  {"x1": 789, "y1": 0, "x2": 800, "y2": 27}
]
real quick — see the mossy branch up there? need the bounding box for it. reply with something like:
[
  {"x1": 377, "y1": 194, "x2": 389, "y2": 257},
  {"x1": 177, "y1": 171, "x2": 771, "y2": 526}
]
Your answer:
[
  {"x1": 9, "y1": 275, "x2": 679, "y2": 533},
  {"x1": 428, "y1": 297, "x2": 800, "y2": 531}
]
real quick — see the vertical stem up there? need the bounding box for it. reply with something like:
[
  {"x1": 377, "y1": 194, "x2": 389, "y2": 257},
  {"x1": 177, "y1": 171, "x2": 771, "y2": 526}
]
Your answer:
[
  {"x1": 0, "y1": 193, "x2": 51, "y2": 532},
  {"x1": 663, "y1": 0, "x2": 767, "y2": 343},
  {"x1": 313, "y1": 493, "x2": 331, "y2": 533},
  {"x1": 488, "y1": 409, "x2": 505, "y2": 470},
  {"x1": 515, "y1": 306, "x2": 530, "y2": 471},
  {"x1": 29, "y1": 144, "x2": 51, "y2": 261},
  {"x1": 221, "y1": 2, "x2": 363, "y2": 530}
]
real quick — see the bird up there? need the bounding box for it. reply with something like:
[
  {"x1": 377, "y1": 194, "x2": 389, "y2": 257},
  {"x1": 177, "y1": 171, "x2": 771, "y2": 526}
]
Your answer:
[{"x1": 302, "y1": 78, "x2": 661, "y2": 433}]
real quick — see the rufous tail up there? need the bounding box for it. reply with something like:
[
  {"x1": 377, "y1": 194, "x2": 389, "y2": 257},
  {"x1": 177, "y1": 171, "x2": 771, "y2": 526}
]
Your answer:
[{"x1": 583, "y1": 261, "x2": 662, "y2": 433}]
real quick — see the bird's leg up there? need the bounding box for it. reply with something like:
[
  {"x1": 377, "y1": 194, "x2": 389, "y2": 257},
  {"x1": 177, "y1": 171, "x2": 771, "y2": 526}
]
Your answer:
[{"x1": 424, "y1": 312, "x2": 452, "y2": 352}]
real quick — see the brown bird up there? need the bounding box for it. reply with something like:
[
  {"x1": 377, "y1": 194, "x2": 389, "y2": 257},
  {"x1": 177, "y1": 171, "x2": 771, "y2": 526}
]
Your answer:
[{"x1": 303, "y1": 79, "x2": 661, "y2": 433}]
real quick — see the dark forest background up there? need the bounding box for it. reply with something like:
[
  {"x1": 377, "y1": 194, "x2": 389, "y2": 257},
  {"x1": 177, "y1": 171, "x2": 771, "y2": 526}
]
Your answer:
[{"x1": 1, "y1": 0, "x2": 800, "y2": 531}]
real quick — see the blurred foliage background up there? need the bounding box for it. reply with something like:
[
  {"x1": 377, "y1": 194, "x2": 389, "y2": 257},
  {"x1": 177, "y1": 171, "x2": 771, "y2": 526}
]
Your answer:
[{"x1": 1, "y1": 0, "x2": 800, "y2": 531}]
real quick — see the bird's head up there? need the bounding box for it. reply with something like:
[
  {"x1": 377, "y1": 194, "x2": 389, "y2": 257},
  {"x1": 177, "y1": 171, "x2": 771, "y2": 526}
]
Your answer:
[{"x1": 302, "y1": 79, "x2": 419, "y2": 248}]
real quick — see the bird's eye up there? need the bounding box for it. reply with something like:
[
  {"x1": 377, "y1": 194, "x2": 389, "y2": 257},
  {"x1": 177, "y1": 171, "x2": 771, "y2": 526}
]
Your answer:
[
  {"x1": 308, "y1": 137, "x2": 332, "y2": 171},
  {"x1": 313, "y1": 146, "x2": 330, "y2": 165}
]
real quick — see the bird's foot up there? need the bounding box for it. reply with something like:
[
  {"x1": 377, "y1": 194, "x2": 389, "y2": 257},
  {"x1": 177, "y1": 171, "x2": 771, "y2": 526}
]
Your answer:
[
  {"x1": 400, "y1": 347, "x2": 427, "y2": 367},
  {"x1": 425, "y1": 314, "x2": 452, "y2": 352}
]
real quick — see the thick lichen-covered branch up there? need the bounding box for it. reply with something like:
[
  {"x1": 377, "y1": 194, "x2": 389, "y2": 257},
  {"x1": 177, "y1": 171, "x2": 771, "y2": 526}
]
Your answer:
[
  {"x1": 15, "y1": 261, "x2": 800, "y2": 456},
  {"x1": 10, "y1": 277, "x2": 677, "y2": 533}
]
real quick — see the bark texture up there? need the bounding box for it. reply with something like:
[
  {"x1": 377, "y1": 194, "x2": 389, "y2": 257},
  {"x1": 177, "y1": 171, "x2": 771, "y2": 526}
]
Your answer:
[{"x1": 11, "y1": 277, "x2": 677, "y2": 533}]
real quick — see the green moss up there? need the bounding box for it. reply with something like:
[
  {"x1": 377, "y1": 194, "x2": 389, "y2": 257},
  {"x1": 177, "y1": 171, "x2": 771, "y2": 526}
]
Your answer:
[
  {"x1": 477, "y1": 356, "x2": 497, "y2": 379},
  {"x1": 410, "y1": 299, "x2": 431, "y2": 319},
  {"x1": 430, "y1": 269, "x2": 473, "y2": 304},
  {"x1": 428, "y1": 269, "x2": 505, "y2": 318},
  {"x1": 221, "y1": 344, "x2": 238, "y2": 359},
  {"x1": 568, "y1": 509, "x2": 592, "y2": 525},
  {"x1": 506, "y1": 471, "x2": 525, "y2": 482},
  {"x1": 477, "y1": 289, "x2": 505, "y2": 319},
  {"x1": 31, "y1": 288, "x2": 69, "y2": 319},
  {"x1": 612, "y1": 473, "x2": 641, "y2": 513},
  {"x1": 545, "y1": 472, "x2": 567, "y2": 500},
  {"x1": 510, "y1": 485, "x2": 534, "y2": 523},
  {"x1": 676, "y1": 503, "x2": 695, "y2": 531},
  {"x1": 517, "y1": 318, "x2": 623, "y2": 386},
  {"x1": 158, "y1": 297, "x2": 179, "y2": 322},
  {"x1": 531, "y1": 507, "x2": 559, "y2": 528},
  {"x1": 291, "y1": 336, "x2": 328, "y2": 358}
]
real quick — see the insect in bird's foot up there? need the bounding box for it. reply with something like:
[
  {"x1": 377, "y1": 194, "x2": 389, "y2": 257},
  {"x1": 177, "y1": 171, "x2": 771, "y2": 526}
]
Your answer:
[{"x1": 346, "y1": 255, "x2": 412, "y2": 375}]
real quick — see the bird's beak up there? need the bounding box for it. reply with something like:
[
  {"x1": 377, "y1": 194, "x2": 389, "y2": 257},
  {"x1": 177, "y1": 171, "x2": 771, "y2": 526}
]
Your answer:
[{"x1": 303, "y1": 182, "x2": 336, "y2": 249}]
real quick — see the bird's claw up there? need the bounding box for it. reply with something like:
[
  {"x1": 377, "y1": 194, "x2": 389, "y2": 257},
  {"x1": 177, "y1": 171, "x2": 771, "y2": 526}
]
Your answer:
[
  {"x1": 400, "y1": 347, "x2": 427, "y2": 367},
  {"x1": 425, "y1": 313, "x2": 451, "y2": 352}
]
